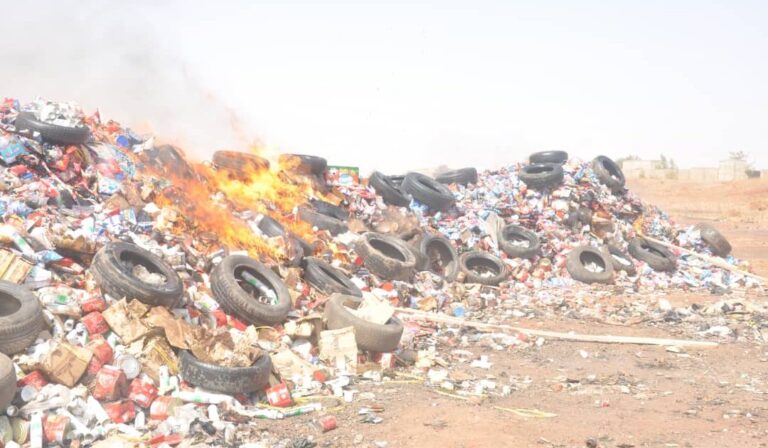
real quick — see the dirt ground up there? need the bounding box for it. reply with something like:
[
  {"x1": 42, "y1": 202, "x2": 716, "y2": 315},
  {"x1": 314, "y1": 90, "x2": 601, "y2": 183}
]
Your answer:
[{"x1": 255, "y1": 179, "x2": 768, "y2": 448}]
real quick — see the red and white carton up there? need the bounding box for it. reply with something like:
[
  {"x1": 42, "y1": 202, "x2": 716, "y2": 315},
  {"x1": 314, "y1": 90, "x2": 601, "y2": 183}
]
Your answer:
[
  {"x1": 149, "y1": 396, "x2": 182, "y2": 421},
  {"x1": 128, "y1": 377, "x2": 158, "y2": 408},
  {"x1": 265, "y1": 382, "x2": 293, "y2": 407},
  {"x1": 103, "y1": 400, "x2": 136, "y2": 424},
  {"x1": 93, "y1": 365, "x2": 127, "y2": 401}
]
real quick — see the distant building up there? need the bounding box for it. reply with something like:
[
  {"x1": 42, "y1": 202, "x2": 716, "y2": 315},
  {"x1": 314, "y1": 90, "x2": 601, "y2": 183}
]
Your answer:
[
  {"x1": 717, "y1": 159, "x2": 749, "y2": 182},
  {"x1": 623, "y1": 158, "x2": 755, "y2": 182},
  {"x1": 623, "y1": 159, "x2": 675, "y2": 180}
]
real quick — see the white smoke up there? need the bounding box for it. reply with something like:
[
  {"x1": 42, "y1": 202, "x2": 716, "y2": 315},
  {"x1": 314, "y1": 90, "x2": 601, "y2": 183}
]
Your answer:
[{"x1": 0, "y1": 0, "x2": 252, "y2": 161}]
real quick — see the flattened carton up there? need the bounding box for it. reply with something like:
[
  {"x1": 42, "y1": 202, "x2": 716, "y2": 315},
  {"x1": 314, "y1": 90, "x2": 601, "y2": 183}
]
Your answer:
[
  {"x1": 0, "y1": 249, "x2": 34, "y2": 283},
  {"x1": 41, "y1": 342, "x2": 92, "y2": 387}
]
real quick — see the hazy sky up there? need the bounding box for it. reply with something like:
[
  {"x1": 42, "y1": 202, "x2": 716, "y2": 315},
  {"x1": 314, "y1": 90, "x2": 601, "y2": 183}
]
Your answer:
[{"x1": 3, "y1": 0, "x2": 767, "y2": 173}]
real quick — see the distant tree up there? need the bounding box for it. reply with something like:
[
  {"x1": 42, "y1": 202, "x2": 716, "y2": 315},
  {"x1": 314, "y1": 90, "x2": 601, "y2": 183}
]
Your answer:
[
  {"x1": 729, "y1": 150, "x2": 748, "y2": 161},
  {"x1": 669, "y1": 158, "x2": 677, "y2": 170},
  {"x1": 659, "y1": 154, "x2": 668, "y2": 169}
]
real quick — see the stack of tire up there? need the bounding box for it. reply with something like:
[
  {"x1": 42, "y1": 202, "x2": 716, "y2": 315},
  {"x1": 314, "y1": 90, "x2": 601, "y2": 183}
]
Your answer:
[{"x1": 0, "y1": 282, "x2": 45, "y2": 410}]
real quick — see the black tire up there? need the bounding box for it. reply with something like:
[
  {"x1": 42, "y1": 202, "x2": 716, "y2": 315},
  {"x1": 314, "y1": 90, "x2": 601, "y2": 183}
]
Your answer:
[
  {"x1": 606, "y1": 244, "x2": 637, "y2": 276},
  {"x1": 459, "y1": 251, "x2": 508, "y2": 286},
  {"x1": 286, "y1": 238, "x2": 305, "y2": 267},
  {"x1": 369, "y1": 172, "x2": 410, "y2": 207},
  {"x1": 303, "y1": 258, "x2": 362, "y2": 297},
  {"x1": 152, "y1": 145, "x2": 196, "y2": 180},
  {"x1": 529, "y1": 151, "x2": 569, "y2": 165},
  {"x1": 309, "y1": 199, "x2": 349, "y2": 221},
  {"x1": 417, "y1": 234, "x2": 459, "y2": 282},
  {"x1": 324, "y1": 294, "x2": 404, "y2": 353},
  {"x1": 211, "y1": 255, "x2": 292, "y2": 325},
  {"x1": 0, "y1": 282, "x2": 44, "y2": 355},
  {"x1": 179, "y1": 350, "x2": 272, "y2": 394},
  {"x1": 355, "y1": 232, "x2": 416, "y2": 281},
  {"x1": 518, "y1": 163, "x2": 564, "y2": 190},
  {"x1": 91, "y1": 242, "x2": 183, "y2": 307},
  {"x1": 0, "y1": 353, "x2": 16, "y2": 409},
  {"x1": 402, "y1": 172, "x2": 455, "y2": 211},
  {"x1": 313, "y1": 174, "x2": 332, "y2": 194},
  {"x1": 628, "y1": 238, "x2": 676, "y2": 272},
  {"x1": 435, "y1": 168, "x2": 478, "y2": 186},
  {"x1": 298, "y1": 207, "x2": 348, "y2": 235},
  {"x1": 592, "y1": 156, "x2": 626, "y2": 193},
  {"x1": 292, "y1": 234, "x2": 316, "y2": 257},
  {"x1": 498, "y1": 224, "x2": 540, "y2": 259},
  {"x1": 213, "y1": 151, "x2": 270, "y2": 177},
  {"x1": 402, "y1": 232, "x2": 427, "y2": 271},
  {"x1": 388, "y1": 175, "x2": 406, "y2": 189},
  {"x1": 566, "y1": 246, "x2": 614, "y2": 284},
  {"x1": 14, "y1": 112, "x2": 90, "y2": 145},
  {"x1": 257, "y1": 215, "x2": 286, "y2": 238},
  {"x1": 279, "y1": 154, "x2": 327, "y2": 175},
  {"x1": 696, "y1": 223, "x2": 732, "y2": 257}
]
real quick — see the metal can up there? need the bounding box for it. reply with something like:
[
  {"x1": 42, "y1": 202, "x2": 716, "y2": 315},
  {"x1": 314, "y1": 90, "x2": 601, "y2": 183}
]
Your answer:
[
  {"x1": 265, "y1": 382, "x2": 293, "y2": 407},
  {"x1": 81, "y1": 311, "x2": 110, "y2": 335},
  {"x1": 103, "y1": 400, "x2": 136, "y2": 424},
  {"x1": 115, "y1": 353, "x2": 141, "y2": 380},
  {"x1": 87, "y1": 337, "x2": 114, "y2": 364},
  {"x1": 43, "y1": 415, "x2": 70, "y2": 445},
  {"x1": 149, "y1": 396, "x2": 182, "y2": 421},
  {"x1": 17, "y1": 370, "x2": 48, "y2": 389},
  {"x1": 128, "y1": 377, "x2": 158, "y2": 408},
  {"x1": 11, "y1": 417, "x2": 29, "y2": 444},
  {"x1": 80, "y1": 296, "x2": 107, "y2": 314},
  {"x1": 317, "y1": 414, "x2": 337, "y2": 432},
  {"x1": 20, "y1": 385, "x2": 39, "y2": 402}
]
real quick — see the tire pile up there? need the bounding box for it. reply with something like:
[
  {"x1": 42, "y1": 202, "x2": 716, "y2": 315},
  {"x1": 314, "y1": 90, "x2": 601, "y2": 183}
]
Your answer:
[{"x1": 0, "y1": 98, "x2": 761, "y2": 447}]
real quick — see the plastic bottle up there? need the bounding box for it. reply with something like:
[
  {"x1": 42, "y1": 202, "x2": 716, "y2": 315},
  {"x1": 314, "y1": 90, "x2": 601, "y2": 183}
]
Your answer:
[
  {"x1": 173, "y1": 389, "x2": 234, "y2": 405},
  {"x1": 29, "y1": 413, "x2": 42, "y2": 448},
  {"x1": 281, "y1": 402, "x2": 322, "y2": 417}
]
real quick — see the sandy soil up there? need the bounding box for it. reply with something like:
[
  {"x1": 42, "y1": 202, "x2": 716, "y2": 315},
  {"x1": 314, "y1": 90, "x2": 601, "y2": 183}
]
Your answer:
[{"x1": 254, "y1": 179, "x2": 768, "y2": 448}]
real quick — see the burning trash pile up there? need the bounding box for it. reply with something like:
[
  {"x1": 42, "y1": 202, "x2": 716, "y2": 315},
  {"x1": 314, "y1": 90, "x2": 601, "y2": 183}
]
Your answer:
[{"x1": 0, "y1": 97, "x2": 762, "y2": 447}]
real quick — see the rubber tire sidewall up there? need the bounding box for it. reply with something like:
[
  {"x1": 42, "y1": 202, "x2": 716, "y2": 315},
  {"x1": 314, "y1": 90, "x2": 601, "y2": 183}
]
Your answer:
[
  {"x1": 519, "y1": 163, "x2": 564, "y2": 190},
  {"x1": 566, "y1": 246, "x2": 615, "y2": 284},
  {"x1": 323, "y1": 294, "x2": 404, "y2": 352},
  {"x1": 369, "y1": 172, "x2": 411, "y2": 207},
  {"x1": 355, "y1": 232, "x2": 416, "y2": 281},
  {"x1": 592, "y1": 156, "x2": 626, "y2": 193},
  {"x1": 0, "y1": 353, "x2": 17, "y2": 409},
  {"x1": 402, "y1": 172, "x2": 456, "y2": 211},
  {"x1": 0, "y1": 281, "x2": 44, "y2": 355},
  {"x1": 459, "y1": 251, "x2": 508, "y2": 286},
  {"x1": 498, "y1": 224, "x2": 541, "y2": 259},
  {"x1": 298, "y1": 207, "x2": 348, "y2": 235},
  {"x1": 435, "y1": 168, "x2": 478, "y2": 186},
  {"x1": 696, "y1": 223, "x2": 732, "y2": 257},
  {"x1": 529, "y1": 151, "x2": 569, "y2": 164},
  {"x1": 179, "y1": 350, "x2": 272, "y2": 393},
  {"x1": 303, "y1": 258, "x2": 362, "y2": 297},
  {"x1": 418, "y1": 234, "x2": 459, "y2": 282},
  {"x1": 628, "y1": 238, "x2": 676, "y2": 272},
  {"x1": 15, "y1": 112, "x2": 90, "y2": 145},
  {"x1": 210, "y1": 255, "x2": 292, "y2": 325},
  {"x1": 90, "y1": 242, "x2": 183, "y2": 307}
]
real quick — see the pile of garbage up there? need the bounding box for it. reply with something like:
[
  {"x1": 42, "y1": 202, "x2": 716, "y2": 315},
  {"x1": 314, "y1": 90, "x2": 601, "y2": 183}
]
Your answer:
[{"x1": 0, "y1": 98, "x2": 762, "y2": 447}]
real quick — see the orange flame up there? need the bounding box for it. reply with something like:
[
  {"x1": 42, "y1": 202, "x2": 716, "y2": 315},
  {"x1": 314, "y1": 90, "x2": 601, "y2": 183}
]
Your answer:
[{"x1": 144, "y1": 145, "x2": 319, "y2": 261}]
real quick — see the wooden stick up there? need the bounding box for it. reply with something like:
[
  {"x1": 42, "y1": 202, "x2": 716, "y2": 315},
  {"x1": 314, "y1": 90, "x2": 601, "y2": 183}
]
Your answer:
[
  {"x1": 394, "y1": 307, "x2": 719, "y2": 348},
  {"x1": 641, "y1": 234, "x2": 767, "y2": 284}
]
